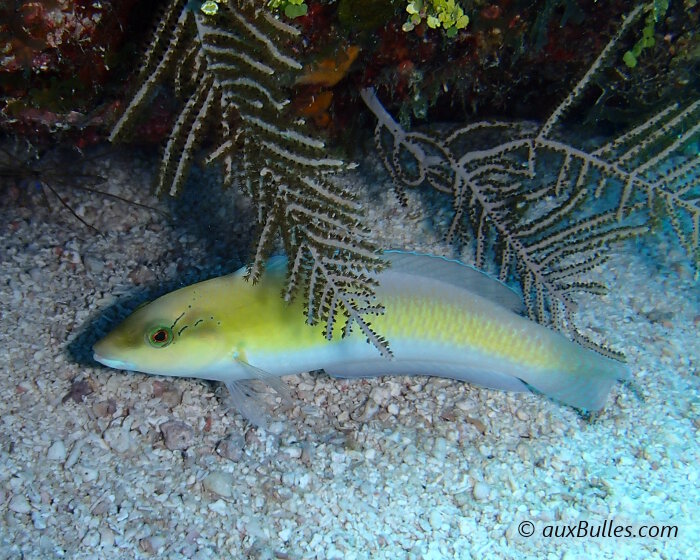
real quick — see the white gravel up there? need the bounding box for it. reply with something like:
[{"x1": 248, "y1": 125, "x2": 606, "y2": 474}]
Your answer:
[{"x1": 0, "y1": 145, "x2": 697, "y2": 559}]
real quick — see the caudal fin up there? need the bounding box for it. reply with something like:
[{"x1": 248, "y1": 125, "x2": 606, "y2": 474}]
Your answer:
[{"x1": 517, "y1": 347, "x2": 630, "y2": 411}]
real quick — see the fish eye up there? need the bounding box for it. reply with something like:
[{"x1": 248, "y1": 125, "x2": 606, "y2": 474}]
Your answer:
[{"x1": 147, "y1": 326, "x2": 173, "y2": 348}]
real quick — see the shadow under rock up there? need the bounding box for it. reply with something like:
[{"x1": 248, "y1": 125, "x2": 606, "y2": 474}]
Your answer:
[{"x1": 168, "y1": 164, "x2": 257, "y2": 274}]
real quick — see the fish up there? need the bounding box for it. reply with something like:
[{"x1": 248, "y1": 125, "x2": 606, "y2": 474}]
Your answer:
[{"x1": 93, "y1": 251, "x2": 629, "y2": 424}]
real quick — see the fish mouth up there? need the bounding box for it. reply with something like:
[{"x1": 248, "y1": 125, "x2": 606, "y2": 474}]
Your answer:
[{"x1": 93, "y1": 351, "x2": 135, "y2": 371}]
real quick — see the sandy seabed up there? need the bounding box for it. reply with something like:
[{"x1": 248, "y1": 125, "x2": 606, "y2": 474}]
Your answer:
[{"x1": 0, "y1": 147, "x2": 698, "y2": 560}]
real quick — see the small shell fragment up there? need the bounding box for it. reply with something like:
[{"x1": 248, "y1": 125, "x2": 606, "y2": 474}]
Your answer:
[{"x1": 160, "y1": 420, "x2": 194, "y2": 451}]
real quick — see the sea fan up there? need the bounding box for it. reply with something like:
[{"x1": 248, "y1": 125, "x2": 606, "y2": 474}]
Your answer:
[
  {"x1": 362, "y1": 6, "x2": 699, "y2": 357},
  {"x1": 109, "y1": 0, "x2": 390, "y2": 355}
]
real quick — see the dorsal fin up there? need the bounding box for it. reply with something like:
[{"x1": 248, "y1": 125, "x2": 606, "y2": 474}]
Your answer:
[
  {"x1": 264, "y1": 255, "x2": 288, "y2": 274},
  {"x1": 382, "y1": 250, "x2": 524, "y2": 313}
]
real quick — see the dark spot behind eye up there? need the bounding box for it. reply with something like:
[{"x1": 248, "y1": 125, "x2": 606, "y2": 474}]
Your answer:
[{"x1": 171, "y1": 312, "x2": 185, "y2": 329}]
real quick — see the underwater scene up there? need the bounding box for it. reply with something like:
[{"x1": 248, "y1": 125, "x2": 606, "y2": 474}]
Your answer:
[{"x1": 0, "y1": 0, "x2": 698, "y2": 558}]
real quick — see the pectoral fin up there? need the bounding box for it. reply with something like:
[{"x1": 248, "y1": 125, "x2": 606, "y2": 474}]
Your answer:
[
  {"x1": 223, "y1": 359, "x2": 291, "y2": 428},
  {"x1": 224, "y1": 380, "x2": 275, "y2": 428}
]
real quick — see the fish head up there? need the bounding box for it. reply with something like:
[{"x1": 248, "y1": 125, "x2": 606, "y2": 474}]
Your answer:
[{"x1": 93, "y1": 281, "x2": 233, "y2": 379}]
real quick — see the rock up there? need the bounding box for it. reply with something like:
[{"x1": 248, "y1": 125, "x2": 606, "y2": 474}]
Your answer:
[
  {"x1": 207, "y1": 499, "x2": 229, "y2": 515},
  {"x1": 128, "y1": 264, "x2": 156, "y2": 285},
  {"x1": 266, "y1": 421, "x2": 286, "y2": 435},
  {"x1": 140, "y1": 535, "x2": 166, "y2": 554},
  {"x1": 62, "y1": 379, "x2": 93, "y2": 404},
  {"x1": 82, "y1": 531, "x2": 100, "y2": 548},
  {"x1": 152, "y1": 381, "x2": 181, "y2": 407},
  {"x1": 64, "y1": 440, "x2": 84, "y2": 469},
  {"x1": 9, "y1": 495, "x2": 31, "y2": 514},
  {"x1": 453, "y1": 491, "x2": 470, "y2": 508},
  {"x1": 76, "y1": 465, "x2": 98, "y2": 483},
  {"x1": 93, "y1": 399, "x2": 117, "y2": 418},
  {"x1": 351, "y1": 399, "x2": 379, "y2": 421},
  {"x1": 432, "y1": 437, "x2": 447, "y2": 461},
  {"x1": 47, "y1": 440, "x2": 66, "y2": 461},
  {"x1": 203, "y1": 471, "x2": 235, "y2": 498},
  {"x1": 91, "y1": 498, "x2": 111, "y2": 515},
  {"x1": 32, "y1": 511, "x2": 47, "y2": 529},
  {"x1": 99, "y1": 528, "x2": 115, "y2": 548},
  {"x1": 455, "y1": 399, "x2": 477, "y2": 412},
  {"x1": 28, "y1": 267, "x2": 42, "y2": 283},
  {"x1": 515, "y1": 408, "x2": 530, "y2": 421},
  {"x1": 216, "y1": 434, "x2": 245, "y2": 462},
  {"x1": 369, "y1": 386, "x2": 391, "y2": 405},
  {"x1": 515, "y1": 442, "x2": 532, "y2": 463},
  {"x1": 472, "y1": 481, "x2": 490, "y2": 501},
  {"x1": 83, "y1": 254, "x2": 104, "y2": 274},
  {"x1": 429, "y1": 509, "x2": 443, "y2": 530},
  {"x1": 103, "y1": 426, "x2": 134, "y2": 454},
  {"x1": 281, "y1": 446, "x2": 302, "y2": 459},
  {"x1": 160, "y1": 420, "x2": 194, "y2": 451}
]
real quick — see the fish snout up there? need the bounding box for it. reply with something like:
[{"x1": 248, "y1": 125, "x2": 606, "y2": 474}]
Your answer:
[{"x1": 93, "y1": 338, "x2": 135, "y2": 371}]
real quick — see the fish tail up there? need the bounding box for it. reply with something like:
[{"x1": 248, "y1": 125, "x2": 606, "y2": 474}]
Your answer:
[{"x1": 517, "y1": 347, "x2": 629, "y2": 411}]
